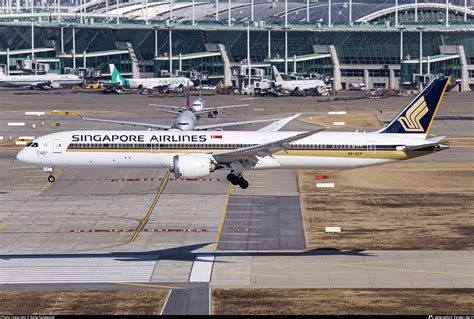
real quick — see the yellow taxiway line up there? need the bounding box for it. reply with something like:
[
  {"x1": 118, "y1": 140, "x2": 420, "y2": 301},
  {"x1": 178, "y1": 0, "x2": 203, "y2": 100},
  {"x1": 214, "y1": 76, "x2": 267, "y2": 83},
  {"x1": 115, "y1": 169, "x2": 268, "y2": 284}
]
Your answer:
[
  {"x1": 112, "y1": 282, "x2": 181, "y2": 289},
  {"x1": 127, "y1": 170, "x2": 170, "y2": 243},
  {"x1": 0, "y1": 222, "x2": 5, "y2": 230},
  {"x1": 214, "y1": 183, "x2": 232, "y2": 252},
  {"x1": 40, "y1": 169, "x2": 63, "y2": 193}
]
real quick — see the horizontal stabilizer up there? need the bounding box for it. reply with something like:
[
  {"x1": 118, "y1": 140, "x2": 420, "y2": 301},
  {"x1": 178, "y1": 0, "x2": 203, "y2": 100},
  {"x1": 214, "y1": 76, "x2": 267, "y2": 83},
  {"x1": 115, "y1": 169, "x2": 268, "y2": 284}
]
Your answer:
[{"x1": 402, "y1": 138, "x2": 448, "y2": 152}]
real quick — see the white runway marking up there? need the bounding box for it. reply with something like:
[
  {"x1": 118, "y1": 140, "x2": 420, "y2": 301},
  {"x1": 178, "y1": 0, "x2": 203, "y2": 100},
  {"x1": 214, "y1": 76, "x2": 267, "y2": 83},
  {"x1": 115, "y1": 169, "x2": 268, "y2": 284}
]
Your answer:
[
  {"x1": 189, "y1": 254, "x2": 215, "y2": 282},
  {"x1": 0, "y1": 255, "x2": 159, "y2": 283}
]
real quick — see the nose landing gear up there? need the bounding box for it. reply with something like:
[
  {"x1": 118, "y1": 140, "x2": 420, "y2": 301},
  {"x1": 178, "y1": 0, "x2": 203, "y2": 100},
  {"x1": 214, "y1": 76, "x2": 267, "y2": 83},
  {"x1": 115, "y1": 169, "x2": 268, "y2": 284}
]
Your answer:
[
  {"x1": 227, "y1": 173, "x2": 249, "y2": 189},
  {"x1": 44, "y1": 167, "x2": 55, "y2": 183}
]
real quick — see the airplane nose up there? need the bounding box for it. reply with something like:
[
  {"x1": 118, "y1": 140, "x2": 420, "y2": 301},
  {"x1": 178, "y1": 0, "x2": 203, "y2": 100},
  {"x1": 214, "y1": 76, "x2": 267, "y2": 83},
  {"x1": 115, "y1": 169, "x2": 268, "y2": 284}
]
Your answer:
[{"x1": 16, "y1": 149, "x2": 25, "y2": 162}]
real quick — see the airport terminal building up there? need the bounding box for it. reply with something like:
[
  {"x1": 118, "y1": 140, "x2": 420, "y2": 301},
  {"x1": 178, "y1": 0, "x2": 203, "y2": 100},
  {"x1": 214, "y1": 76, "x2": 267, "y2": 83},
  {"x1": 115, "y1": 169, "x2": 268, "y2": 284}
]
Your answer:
[{"x1": 0, "y1": 0, "x2": 472, "y2": 90}]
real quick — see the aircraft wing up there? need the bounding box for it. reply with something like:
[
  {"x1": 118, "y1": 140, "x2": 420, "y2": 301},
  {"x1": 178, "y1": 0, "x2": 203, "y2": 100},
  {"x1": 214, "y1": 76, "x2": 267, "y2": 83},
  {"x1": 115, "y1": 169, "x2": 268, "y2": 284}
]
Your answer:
[
  {"x1": 401, "y1": 136, "x2": 448, "y2": 152},
  {"x1": 149, "y1": 103, "x2": 184, "y2": 111},
  {"x1": 155, "y1": 108, "x2": 183, "y2": 115},
  {"x1": 80, "y1": 116, "x2": 171, "y2": 130},
  {"x1": 257, "y1": 113, "x2": 301, "y2": 132},
  {"x1": 212, "y1": 129, "x2": 324, "y2": 164},
  {"x1": 195, "y1": 104, "x2": 249, "y2": 114},
  {"x1": 194, "y1": 118, "x2": 280, "y2": 131}
]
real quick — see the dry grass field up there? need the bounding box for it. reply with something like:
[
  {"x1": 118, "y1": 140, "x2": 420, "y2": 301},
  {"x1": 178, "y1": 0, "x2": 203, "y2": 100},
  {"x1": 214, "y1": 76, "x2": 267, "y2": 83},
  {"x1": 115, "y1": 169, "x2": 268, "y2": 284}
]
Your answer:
[
  {"x1": 212, "y1": 288, "x2": 474, "y2": 315},
  {"x1": 298, "y1": 162, "x2": 474, "y2": 250},
  {"x1": 299, "y1": 113, "x2": 383, "y2": 128},
  {"x1": 0, "y1": 290, "x2": 169, "y2": 315}
]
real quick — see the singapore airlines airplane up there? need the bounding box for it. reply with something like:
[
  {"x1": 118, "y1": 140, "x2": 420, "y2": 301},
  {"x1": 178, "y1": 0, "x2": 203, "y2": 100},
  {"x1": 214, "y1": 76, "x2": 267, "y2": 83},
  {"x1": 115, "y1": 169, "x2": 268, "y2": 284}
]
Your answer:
[{"x1": 16, "y1": 77, "x2": 450, "y2": 189}]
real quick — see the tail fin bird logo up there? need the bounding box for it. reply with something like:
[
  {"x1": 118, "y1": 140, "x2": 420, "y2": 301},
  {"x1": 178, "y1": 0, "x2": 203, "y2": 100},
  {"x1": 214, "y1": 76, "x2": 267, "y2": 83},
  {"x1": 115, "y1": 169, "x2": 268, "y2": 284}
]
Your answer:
[{"x1": 397, "y1": 96, "x2": 429, "y2": 132}]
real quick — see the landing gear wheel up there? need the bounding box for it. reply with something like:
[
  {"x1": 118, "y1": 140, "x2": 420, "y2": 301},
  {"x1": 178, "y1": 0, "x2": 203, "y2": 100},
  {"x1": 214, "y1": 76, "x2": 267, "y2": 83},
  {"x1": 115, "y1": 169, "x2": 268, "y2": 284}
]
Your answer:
[
  {"x1": 227, "y1": 173, "x2": 239, "y2": 185},
  {"x1": 238, "y1": 178, "x2": 249, "y2": 189},
  {"x1": 48, "y1": 175, "x2": 55, "y2": 183}
]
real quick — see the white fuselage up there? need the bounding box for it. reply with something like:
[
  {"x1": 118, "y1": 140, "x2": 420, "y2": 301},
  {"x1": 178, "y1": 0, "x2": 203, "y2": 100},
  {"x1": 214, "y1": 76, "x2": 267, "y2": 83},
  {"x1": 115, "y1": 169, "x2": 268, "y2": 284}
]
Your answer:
[
  {"x1": 127, "y1": 77, "x2": 193, "y2": 90},
  {"x1": 17, "y1": 130, "x2": 436, "y2": 172},
  {"x1": 277, "y1": 79, "x2": 326, "y2": 92},
  {"x1": 0, "y1": 74, "x2": 82, "y2": 87},
  {"x1": 172, "y1": 111, "x2": 198, "y2": 131}
]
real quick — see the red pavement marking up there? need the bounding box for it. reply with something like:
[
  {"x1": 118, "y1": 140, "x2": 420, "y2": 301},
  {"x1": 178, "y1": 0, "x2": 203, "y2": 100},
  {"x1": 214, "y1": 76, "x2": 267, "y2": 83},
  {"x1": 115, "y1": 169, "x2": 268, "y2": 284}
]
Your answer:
[
  {"x1": 110, "y1": 178, "x2": 219, "y2": 182},
  {"x1": 314, "y1": 175, "x2": 328, "y2": 180},
  {"x1": 70, "y1": 229, "x2": 209, "y2": 233}
]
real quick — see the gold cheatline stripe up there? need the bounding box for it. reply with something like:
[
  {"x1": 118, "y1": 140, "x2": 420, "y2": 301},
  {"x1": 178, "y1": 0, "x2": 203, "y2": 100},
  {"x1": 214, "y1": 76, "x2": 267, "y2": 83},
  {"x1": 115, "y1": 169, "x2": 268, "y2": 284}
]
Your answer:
[
  {"x1": 66, "y1": 148, "x2": 409, "y2": 160},
  {"x1": 425, "y1": 76, "x2": 451, "y2": 135}
]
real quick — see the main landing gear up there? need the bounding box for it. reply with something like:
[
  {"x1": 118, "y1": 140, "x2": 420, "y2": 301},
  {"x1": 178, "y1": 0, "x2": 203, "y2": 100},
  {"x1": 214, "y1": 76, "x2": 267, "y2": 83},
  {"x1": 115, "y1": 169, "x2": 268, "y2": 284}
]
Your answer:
[{"x1": 227, "y1": 173, "x2": 249, "y2": 189}]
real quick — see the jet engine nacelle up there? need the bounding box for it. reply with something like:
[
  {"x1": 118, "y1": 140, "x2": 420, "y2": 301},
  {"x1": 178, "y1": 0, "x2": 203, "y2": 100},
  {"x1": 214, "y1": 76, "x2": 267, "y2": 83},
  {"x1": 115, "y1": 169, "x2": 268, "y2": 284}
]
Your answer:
[
  {"x1": 172, "y1": 154, "x2": 215, "y2": 178},
  {"x1": 50, "y1": 82, "x2": 61, "y2": 89}
]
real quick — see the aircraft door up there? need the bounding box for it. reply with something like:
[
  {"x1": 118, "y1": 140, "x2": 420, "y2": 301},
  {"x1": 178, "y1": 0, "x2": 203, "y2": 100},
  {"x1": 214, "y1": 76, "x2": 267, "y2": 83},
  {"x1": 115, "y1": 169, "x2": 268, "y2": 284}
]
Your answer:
[
  {"x1": 367, "y1": 141, "x2": 376, "y2": 155},
  {"x1": 53, "y1": 139, "x2": 62, "y2": 154}
]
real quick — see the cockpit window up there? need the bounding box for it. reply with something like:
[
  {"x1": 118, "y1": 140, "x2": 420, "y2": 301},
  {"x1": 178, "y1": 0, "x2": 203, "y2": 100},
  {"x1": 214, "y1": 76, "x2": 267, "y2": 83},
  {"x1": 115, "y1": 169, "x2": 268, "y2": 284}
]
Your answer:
[
  {"x1": 31, "y1": 142, "x2": 39, "y2": 148},
  {"x1": 26, "y1": 142, "x2": 33, "y2": 147}
]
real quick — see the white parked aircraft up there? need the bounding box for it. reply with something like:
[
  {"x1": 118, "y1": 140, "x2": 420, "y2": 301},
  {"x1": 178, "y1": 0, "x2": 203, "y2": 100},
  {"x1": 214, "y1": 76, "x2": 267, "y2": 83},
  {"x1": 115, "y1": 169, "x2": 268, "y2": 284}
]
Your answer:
[
  {"x1": 154, "y1": 99, "x2": 250, "y2": 118},
  {"x1": 0, "y1": 70, "x2": 83, "y2": 89},
  {"x1": 110, "y1": 64, "x2": 193, "y2": 93},
  {"x1": 80, "y1": 95, "x2": 284, "y2": 131},
  {"x1": 271, "y1": 66, "x2": 327, "y2": 95},
  {"x1": 17, "y1": 77, "x2": 450, "y2": 189}
]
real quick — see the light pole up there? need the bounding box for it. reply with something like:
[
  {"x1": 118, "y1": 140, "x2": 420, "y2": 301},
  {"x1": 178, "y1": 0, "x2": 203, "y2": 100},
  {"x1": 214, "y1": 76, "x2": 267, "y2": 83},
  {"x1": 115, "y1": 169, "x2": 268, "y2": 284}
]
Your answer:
[
  {"x1": 445, "y1": 0, "x2": 449, "y2": 27},
  {"x1": 228, "y1": 0, "x2": 231, "y2": 26},
  {"x1": 154, "y1": 27, "x2": 158, "y2": 58},
  {"x1": 415, "y1": 0, "x2": 418, "y2": 22},
  {"x1": 250, "y1": 0, "x2": 254, "y2": 22},
  {"x1": 145, "y1": 0, "x2": 148, "y2": 24},
  {"x1": 306, "y1": 0, "x2": 309, "y2": 22},
  {"x1": 328, "y1": 0, "x2": 332, "y2": 26},
  {"x1": 116, "y1": 0, "x2": 119, "y2": 24},
  {"x1": 395, "y1": 0, "x2": 398, "y2": 27},
  {"x1": 465, "y1": 0, "x2": 467, "y2": 22},
  {"x1": 61, "y1": 25, "x2": 64, "y2": 55},
  {"x1": 417, "y1": 27, "x2": 424, "y2": 76},
  {"x1": 284, "y1": 28, "x2": 288, "y2": 74},
  {"x1": 168, "y1": 26, "x2": 173, "y2": 76},
  {"x1": 284, "y1": 0, "x2": 288, "y2": 74},
  {"x1": 399, "y1": 27, "x2": 405, "y2": 63},
  {"x1": 267, "y1": 26, "x2": 272, "y2": 60},
  {"x1": 170, "y1": 0, "x2": 173, "y2": 20},
  {"x1": 246, "y1": 23, "x2": 251, "y2": 88},
  {"x1": 349, "y1": 0, "x2": 352, "y2": 24},
  {"x1": 31, "y1": 22, "x2": 36, "y2": 75},
  {"x1": 72, "y1": 27, "x2": 76, "y2": 70}
]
